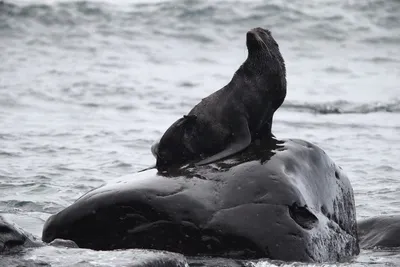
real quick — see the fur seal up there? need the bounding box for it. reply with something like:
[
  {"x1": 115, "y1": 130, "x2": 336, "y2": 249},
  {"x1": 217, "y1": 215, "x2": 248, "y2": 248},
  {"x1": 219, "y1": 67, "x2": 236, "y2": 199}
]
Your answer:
[{"x1": 153, "y1": 27, "x2": 287, "y2": 169}]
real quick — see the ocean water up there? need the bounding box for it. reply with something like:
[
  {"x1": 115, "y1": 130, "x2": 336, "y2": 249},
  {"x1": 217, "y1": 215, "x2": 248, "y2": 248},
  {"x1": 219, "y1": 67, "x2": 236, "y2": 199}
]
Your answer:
[{"x1": 1, "y1": 0, "x2": 400, "y2": 266}]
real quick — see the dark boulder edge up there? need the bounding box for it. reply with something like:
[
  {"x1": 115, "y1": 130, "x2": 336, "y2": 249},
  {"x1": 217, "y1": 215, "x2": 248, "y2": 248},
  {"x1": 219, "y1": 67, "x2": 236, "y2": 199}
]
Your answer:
[
  {"x1": 0, "y1": 214, "x2": 80, "y2": 254},
  {"x1": 358, "y1": 215, "x2": 400, "y2": 249},
  {"x1": 0, "y1": 215, "x2": 41, "y2": 254},
  {"x1": 42, "y1": 136, "x2": 360, "y2": 263}
]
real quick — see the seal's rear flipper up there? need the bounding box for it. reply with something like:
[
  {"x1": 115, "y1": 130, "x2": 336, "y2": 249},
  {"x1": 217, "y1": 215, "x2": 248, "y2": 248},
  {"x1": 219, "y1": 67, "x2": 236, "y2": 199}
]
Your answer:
[{"x1": 196, "y1": 119, "x2": 251, "y2": 166}]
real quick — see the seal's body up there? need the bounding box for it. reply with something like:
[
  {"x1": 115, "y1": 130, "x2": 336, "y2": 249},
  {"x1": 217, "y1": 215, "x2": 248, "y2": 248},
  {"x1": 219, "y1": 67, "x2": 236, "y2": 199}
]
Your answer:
[{"x1": 154, "y1": 27, "x2": 287, "y2": 169}]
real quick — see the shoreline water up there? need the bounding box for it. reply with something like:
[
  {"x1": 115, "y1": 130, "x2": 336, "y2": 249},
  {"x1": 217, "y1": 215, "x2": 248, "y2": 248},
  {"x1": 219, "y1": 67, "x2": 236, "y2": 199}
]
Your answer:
[{"x1": 1, "y1": 0, "x2": 400, "y2": 265}]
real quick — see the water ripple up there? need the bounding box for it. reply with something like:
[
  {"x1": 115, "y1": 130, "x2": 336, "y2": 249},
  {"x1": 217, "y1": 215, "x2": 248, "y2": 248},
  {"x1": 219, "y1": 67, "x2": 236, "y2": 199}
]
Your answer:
[{"x1": 282, "y1": 100, "x2": 400, "y2": 114}]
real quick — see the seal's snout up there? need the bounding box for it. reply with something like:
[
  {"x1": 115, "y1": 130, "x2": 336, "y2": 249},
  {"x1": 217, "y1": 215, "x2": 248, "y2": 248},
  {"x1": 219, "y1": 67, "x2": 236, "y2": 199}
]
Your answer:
[
  {"x1": 246, "y1": 28, "x2": 266, "y2": 50},
  {"x1": 246, "y1": 30, "x2": 258, "y2": 43}
]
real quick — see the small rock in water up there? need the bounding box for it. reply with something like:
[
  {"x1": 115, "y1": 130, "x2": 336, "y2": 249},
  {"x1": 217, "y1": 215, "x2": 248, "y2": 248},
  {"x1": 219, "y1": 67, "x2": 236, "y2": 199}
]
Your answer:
[{"x1": 49, "y1": 238, "x2": 79, "y2": 248}]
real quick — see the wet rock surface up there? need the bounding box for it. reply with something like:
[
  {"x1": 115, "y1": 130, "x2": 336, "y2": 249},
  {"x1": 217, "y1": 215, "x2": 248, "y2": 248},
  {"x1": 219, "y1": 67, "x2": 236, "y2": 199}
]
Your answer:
[{"x1": 42, "y1": 137, "x2": 359, "y2": 262}]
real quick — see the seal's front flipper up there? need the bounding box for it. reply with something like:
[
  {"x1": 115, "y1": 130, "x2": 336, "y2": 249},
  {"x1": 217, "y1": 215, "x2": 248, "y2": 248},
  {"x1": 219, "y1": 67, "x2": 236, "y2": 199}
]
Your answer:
[
  {"x1": 196, "y1": 120, "x2": 251, "y2": 166},
  {"x1": 138, "y1": 164, "x2": 156, "y2": 172}
]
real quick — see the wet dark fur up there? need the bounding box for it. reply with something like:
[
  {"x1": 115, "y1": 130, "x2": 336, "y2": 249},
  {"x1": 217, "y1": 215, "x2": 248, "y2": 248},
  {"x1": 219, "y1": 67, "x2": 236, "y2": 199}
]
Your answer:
[{"x1": 154, "y1": 27, "x2": 287, "y2": 169}]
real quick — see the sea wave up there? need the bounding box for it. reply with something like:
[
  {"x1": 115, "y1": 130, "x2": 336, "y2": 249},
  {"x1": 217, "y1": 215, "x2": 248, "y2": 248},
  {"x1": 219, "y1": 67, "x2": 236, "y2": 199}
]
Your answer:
[
  {"x1": 282, "y1": 99, "x2": 400, "y2": 114},
  {"x1": 1, "y1": 0, "x2": 399, "y2": 43}
]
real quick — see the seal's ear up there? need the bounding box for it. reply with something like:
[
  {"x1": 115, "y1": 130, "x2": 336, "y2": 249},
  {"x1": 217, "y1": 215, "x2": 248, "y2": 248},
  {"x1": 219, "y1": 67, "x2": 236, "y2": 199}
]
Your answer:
[{"x1": 183, "y1": 115, "x2": 197, "y2": 124}]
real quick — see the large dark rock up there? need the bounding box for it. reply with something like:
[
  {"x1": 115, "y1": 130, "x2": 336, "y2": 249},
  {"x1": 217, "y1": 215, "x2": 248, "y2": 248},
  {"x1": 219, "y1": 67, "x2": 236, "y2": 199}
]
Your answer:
[
  {"x1": 0, "y1": 215, "x2": 40, "y2": 253},
  {"x1": 358, "y1": 215, "x2": 400, "y2": 249},
  {"x1": 42, "y1": 137, "x2": 359, "y2": 262}
]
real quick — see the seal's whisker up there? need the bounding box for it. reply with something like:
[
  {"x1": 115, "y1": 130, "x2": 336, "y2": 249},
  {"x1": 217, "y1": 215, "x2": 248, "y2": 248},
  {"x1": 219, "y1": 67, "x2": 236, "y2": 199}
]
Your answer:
[{"x1": 255, "y1": 35, "x2": 271, "y2": 57}]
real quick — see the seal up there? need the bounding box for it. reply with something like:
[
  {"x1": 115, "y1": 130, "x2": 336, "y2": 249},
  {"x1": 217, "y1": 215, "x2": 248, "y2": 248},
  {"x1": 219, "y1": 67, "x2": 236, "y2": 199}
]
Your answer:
[{"x1": 153, "y1": 27, "x2": 287, "y2": 169}]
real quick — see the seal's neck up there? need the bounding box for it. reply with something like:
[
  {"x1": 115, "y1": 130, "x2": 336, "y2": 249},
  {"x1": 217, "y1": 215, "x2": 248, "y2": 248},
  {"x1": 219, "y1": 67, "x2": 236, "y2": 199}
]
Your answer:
[{"x1": 234, "y1": 54, "x2": 270, "y2": 78}]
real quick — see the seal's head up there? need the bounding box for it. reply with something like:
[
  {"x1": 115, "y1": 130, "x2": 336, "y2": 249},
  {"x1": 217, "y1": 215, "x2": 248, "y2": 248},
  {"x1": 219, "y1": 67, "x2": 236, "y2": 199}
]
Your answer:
[
  {"x1": 246, "y1": 28, "x2": 277, "y2": 53},
  {"x1": 245, "y1": 27, "x2": 285, "y2": 72},
  {"x1": 244, "y1": 27, "x2": 287, "y2": 112},
  {"x1": 153, "y1": 115, "x2": 198, "y2": 169}
]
